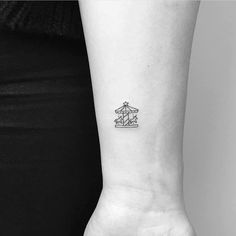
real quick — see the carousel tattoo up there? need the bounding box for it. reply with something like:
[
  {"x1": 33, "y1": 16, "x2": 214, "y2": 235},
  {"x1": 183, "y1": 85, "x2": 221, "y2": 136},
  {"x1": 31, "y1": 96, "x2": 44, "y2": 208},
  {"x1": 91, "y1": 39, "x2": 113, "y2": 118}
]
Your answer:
[{"x1": 114, "y1": 102, "x2": 139, "y2": 128}]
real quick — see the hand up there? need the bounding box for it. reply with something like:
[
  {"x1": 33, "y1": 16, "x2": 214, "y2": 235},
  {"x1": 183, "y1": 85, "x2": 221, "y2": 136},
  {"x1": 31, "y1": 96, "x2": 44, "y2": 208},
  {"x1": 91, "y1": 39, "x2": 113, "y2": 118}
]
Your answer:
[{"x1": 84, "y1": 186, "x2": 196, "y2": 236}]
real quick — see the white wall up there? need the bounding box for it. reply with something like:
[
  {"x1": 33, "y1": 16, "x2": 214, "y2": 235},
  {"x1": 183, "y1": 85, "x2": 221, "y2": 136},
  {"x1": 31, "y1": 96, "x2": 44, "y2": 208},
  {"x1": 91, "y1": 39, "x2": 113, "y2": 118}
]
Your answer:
[{"x1": 184, "y1": 1, "x2": 236, "y2": 236}]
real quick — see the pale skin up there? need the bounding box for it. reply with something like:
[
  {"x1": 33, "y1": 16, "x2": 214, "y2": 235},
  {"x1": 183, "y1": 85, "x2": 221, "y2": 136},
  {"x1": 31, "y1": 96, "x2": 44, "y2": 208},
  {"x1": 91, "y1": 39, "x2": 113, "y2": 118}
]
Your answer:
[{"x1": 79, "y1": 0, "x2": 200, "y2": 235}]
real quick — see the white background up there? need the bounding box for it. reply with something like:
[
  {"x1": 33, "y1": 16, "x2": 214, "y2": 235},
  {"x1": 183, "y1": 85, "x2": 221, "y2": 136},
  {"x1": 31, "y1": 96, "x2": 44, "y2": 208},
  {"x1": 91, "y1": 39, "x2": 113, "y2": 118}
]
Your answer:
[{"x1": 184, "y1": 1, "x2": 236, "y2": 235}]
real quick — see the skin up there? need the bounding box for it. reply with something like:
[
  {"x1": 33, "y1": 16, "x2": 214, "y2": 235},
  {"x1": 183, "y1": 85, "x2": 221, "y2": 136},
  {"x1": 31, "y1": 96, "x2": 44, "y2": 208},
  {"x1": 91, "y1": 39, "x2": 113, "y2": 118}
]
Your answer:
[{"x1": 79, "y1": 0, "x2": 200, "y2": 235}]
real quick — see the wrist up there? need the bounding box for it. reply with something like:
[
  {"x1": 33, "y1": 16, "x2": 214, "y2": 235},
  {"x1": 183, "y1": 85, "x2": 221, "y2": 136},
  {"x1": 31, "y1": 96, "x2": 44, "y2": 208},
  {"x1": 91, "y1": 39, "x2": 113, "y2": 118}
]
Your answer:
[
  {"x1": 100, "y1": 183, "x2": 185, "y2": 214},
  {"x1": 87, "y1": 185, "x2": 194, "y2": 236}
]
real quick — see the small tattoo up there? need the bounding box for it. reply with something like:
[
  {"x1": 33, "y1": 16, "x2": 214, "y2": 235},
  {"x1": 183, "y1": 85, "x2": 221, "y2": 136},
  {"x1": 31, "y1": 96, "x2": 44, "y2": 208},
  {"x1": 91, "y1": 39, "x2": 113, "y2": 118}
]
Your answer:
[{"x1": 114, "y1": 102, "x2": 139, "y2": 128}]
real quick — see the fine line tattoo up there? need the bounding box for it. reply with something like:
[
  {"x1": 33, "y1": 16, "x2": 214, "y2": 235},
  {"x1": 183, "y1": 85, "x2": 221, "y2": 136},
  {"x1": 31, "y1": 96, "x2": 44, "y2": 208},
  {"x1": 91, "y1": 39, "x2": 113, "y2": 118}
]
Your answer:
[{"x1": 114, "y1": 102, "x2": 139, "y2": 128}]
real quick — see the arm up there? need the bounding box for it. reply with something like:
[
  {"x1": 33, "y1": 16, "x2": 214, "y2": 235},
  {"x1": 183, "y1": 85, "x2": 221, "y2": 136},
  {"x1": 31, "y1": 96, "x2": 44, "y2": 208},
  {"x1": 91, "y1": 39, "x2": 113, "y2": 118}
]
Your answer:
[{"x1": 79, "y1": 0, "x2": 200, "y2": 235}]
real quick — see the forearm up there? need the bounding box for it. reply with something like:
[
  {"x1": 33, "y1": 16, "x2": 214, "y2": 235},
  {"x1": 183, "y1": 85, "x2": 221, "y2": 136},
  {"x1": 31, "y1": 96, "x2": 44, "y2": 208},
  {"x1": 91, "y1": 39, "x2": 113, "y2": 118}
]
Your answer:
[{"x1": 80, "y1": 0, "x2": 199, "y2": 211}]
